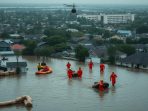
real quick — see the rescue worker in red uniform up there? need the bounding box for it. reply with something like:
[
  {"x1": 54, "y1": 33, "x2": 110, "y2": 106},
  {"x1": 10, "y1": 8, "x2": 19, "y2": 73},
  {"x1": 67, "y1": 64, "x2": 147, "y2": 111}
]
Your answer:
[
  {"x1": 67, "y1": 69, "x2": 73, "y2": 79},
  {"x1": 42, "y1": 65, "x2": 49, "y2": 72},
  {"x1": 66, "y1": 62, "x2": 71, "y2": 69},
  {"x1": 100, "y1": 63, "x2": 105, "y2": 73},
  {"x1": 77, "y1": 67, "x2": 83, "y2": 79},
  {"x1": 99, "y1": 80, "x2": 104, "y2": 91},
  {"x1": 88, "y1": 60, "x2": 94, "y2": 71},
  {"x1": 110, "y1": 72, "x2": 117, "y2": 86}
]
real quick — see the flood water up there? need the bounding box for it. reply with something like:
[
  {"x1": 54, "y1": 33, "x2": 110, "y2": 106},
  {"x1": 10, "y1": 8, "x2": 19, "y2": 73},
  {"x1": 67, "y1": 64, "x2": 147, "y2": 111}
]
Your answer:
[{"x1": 0, "y1": 56, "x2": 148, "y2": 111}]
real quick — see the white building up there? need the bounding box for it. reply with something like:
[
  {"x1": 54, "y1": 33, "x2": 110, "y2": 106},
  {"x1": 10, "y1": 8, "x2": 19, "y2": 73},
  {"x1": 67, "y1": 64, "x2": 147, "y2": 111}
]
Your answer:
[
  {"x1": 66, "y1": 28, "x2": 79, "y2": 32},
  {"x1": 102, "y1": 13, "x2": 135, "y2": 24},
  {"x1": 77, "y1": 14, "x2": 101, "y2": 21},
  {"x1": 77, "y1": 13, "x2": 135, "y2": 24}
]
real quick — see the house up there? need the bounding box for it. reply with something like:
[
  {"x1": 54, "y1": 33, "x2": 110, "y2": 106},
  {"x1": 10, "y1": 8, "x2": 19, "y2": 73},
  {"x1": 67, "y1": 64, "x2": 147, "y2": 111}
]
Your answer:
[
  {"x1": 84, "y1": 44, "x2": 100, "y2": 63},
  {"x1": 0, "y1": 41, "x2": 14, "y2": 55},
  {"x1": 24, "y1": 34, "x2": 45, "y2": 40},
  {"x1": 9, "y1": 34, "x2": 23, "y2": 43},
  {"x1": 118, "y1": 52, "x2": 148, "y2": 69},
  {"x1": 6, "y1": 62, "x2": 27, "y2": 73},
  {"x1": 134, "y1": 44, "x2": 148, "y2": 52},
  {"x1": 36, "y1": 42, "x2": 49, "y2": 49},
  {"x1": 95, "y1": 46, "x2": 108, "y2": 60},
  {"x1": 66, "y1": 28, "x2": 79, "y2": 32},
  {"x1": 116, "y1": 51, "x2": 127, "y2": 59},
  {"x1": 117, "y1": 30, "x2": 132, "y2": 37}
]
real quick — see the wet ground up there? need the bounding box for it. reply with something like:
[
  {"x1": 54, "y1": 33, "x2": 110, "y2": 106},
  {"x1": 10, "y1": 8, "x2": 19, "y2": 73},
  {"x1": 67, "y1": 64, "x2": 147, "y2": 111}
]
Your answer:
[{"x1": 0, "y1": 56, "x2": 148, "y2": 111}]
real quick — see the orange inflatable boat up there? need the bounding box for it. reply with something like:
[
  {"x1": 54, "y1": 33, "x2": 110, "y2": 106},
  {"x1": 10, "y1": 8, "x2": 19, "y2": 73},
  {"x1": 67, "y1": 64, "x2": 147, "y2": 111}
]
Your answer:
[{"x1": 36, "y1": 66, "x2": 52, "y2": 75}]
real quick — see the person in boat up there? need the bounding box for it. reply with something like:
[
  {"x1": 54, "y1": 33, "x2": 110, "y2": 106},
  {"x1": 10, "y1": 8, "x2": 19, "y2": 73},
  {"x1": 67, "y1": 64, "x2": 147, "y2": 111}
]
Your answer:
[
  {"x1": 88, "y1": 59, "x2": 94, "y2": 71},
  {"x1": 42, "y1": 65, "x2": 49, "y2": 72},
  {"x1": 98, "y1": 80, "x2": 104, "y2": 91},
  {"x1": 37, "y1": 63, "x2": 43, "y2": 71},
  {"x1": 67, "y1": 68, "x2": 73, "y2": 79},
  {"x1": 66, "y1": 62, "x2": 71, "y2": 69},
  {"x1": 41, "y1": 62, "x2": 46, "y2": 66},
  {"x1": 110, "y1": 72, "x2": 117, "y2": 86},
  {"x1": 100, "y1": 63, "x2": 105, "y2": 73},
  {"x1": 77, "y1": 67, "x2": 83, "y2": 79}
]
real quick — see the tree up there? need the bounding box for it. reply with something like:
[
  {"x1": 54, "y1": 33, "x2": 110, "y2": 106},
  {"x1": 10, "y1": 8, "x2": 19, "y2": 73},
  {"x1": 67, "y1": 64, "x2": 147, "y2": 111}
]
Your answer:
[
  {"x1": 136, "y1": 25, "x2": 148, "y2": 34},
  {"x1": 22, "y1": 40, "x2": 37, "y2": 55},
  {"x1": 103, "y1": 30, "x2": 114, "y2": 38},
  {"x1": 54, "y1": 43, "x2": 67, "y2": 52},
  {"x1": 138, "y1": 38, "x2": 148, "y2": 44},
  {"x1": 43, "y1": 35, "x2": 66, "y2": 46},
  {"x1": 110, "y1": 38, "x2": 124, "y2": 44},
  {"x1": 75, "y1": 45, "x2": 89, "y2": 62},
  {"x1": 107, "y1": 46, "x2": 117, "y2": 64},
  {"x1": 126, "y1": 38, "x2": 137, "y2": 44},
  {"x1": 34, "y1": 47, "x2": 54, "y2": 56},
  {"x1": 0, "y1": 32, "x2": 10, "y2": 39},
  {"x1": 117, "y1": 45, "x2": 136, "y2": 56}
]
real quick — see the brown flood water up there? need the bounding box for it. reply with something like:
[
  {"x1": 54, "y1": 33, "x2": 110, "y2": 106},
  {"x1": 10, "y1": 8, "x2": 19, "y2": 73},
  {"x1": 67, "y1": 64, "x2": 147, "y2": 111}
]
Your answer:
[{"x1": 0, "y1": 56, "x2": 148, "y2": 111}]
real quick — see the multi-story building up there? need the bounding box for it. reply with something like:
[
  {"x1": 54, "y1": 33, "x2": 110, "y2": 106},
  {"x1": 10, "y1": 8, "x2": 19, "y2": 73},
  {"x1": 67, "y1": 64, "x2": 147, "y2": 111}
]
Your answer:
[
  {"x1": 102, "y1": 13, "x2": 135, "y2": 24},
  {"x1": 77, "y1": 13, "x2": 135, "y2": 24},
  {"x1": 77, "y1": 14, "x2": 101, "y2": 21}
]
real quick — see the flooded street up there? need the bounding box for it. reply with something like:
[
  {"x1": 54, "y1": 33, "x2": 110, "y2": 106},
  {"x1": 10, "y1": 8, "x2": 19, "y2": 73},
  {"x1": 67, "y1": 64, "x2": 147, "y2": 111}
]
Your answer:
[{"x1": 0, "y1": 56, "x2": 148, "y2": 111}]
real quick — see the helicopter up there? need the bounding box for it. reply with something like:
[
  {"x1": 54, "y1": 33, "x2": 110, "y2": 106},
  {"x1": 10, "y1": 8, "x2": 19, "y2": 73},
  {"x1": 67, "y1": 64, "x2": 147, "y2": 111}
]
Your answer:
[{"x1": 63, "y1": 3, "x2": 77, "y2": 14}]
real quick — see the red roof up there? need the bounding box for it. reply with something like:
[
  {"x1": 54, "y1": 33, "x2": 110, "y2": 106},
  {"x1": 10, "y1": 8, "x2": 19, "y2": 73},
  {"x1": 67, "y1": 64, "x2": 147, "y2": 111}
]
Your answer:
[{"x1": 11, "y1": 44, "x2": 25, "y2": 51}]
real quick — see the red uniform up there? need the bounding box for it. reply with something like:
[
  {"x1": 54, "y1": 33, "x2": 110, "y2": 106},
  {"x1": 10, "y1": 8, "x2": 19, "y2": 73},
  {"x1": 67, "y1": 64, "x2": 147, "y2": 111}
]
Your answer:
[
  {"x1": 66, "y1": 62, "x2": 71, "y2": 69},
  {"x1": 99, "y1": 80, "x2": 104, "y2": 91},
  {"x1": 110, "y1": 72, "x2": 117, "y2": 86},
  {"x1": 42, "y1": 66, "x2": 49, "y2": 72},
  {"x1": 88, "y1": 60, "x2": 94, "y2": 70},
  {"x1": 67, "y1": 69, "x2": 73, "y2": 79},
  {"x1": 100, "y1": 64, "x2": 105, "y2": 73},
  {"x1": 77, "y1": 68, "x2": 83, "y2": 78}
]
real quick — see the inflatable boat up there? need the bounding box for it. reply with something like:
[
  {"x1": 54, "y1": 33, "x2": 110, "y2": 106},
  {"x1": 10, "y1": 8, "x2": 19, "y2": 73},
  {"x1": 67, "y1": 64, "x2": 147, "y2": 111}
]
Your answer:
[
  {"x1": 35, "y1": 67, "x2": 52, "y2": 75},
  {"x1": 92, "y1": 82, "x2": 109, "y2": 89},
  {"x1": 72, "y1": 72, "x2": 79, "y2": 78}
]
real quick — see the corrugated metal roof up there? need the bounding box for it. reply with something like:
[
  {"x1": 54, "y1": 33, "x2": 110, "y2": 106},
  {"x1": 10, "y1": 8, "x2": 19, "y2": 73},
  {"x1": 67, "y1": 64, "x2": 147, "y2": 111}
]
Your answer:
[
  {"x1": 121, "y1": 52, "x2": 148, "y2": 65},
  {"x1": 6, "y1": 62, "x2": 27, "y2": 68}
]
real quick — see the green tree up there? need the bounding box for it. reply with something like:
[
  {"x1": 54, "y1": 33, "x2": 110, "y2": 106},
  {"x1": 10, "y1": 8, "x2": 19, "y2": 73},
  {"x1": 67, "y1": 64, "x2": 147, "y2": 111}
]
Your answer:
[
  {"x1": 138, "y1": 38, "x2": 148, "y2": 44},
  {"x1": 43, "y1": 35, "x2": 66, "y2": 46},
  {"x1": 117, "y1": 45, "x2": 136, "y2": 56},
  {"x1": 0, "y1": 32, "x2": 10, "y2": 39},
  {"x1": 75, "y1": 45, "x2": 89, "y2": 62},
  {"x1": 34, "y1": 47, "x2": 54, "y2": 56},
  {"x1": 103, "y1": 30, "x2": 114, "y2": 38},
  {"x1": 22, "y1": 40, "x2": 37, "y2": 55},
  {"x1": 136, "y1": 25, "x2": 148, "y2": 34},
  {"x1": 110, "y1": 38, "x2": 124, "y2": 44},
  {"x1": 54, "y1": 43, "x2": 67, "y2": 52},
  {"x1": 126, "y1": 38, "x2": 137, "y2": 44},
  {"x1": 107, "y1": 46, "x2": 117, "y2": 64}
]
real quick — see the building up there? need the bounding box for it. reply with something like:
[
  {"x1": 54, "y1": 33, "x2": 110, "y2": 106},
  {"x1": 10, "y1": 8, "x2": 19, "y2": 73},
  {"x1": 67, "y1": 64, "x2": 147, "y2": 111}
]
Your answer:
[
  {"x1": 9, "y1": 34, "x2": 23, "y2": 43},
  {"x1": 6, "y1": 62, "x2": 27, "y2": 73},
  {"x1": 77, "y1": 13, "x2": 135, "y2": 24},
  {"x1": 77, "y1": 14, "x2": 101, "y2": 21},
  {"x1": 134, "y1": 44, "x2": 148, "y2": 52},
  {"x1": 118, "y1": 52, "x2": 148, "y2": 69},
  {"x1": 117, "y1": 30, "x2": 132, "y2": 37},
  {"x1": 102, "y1": 13, "x2": 135, "y2": 24},
  {"x1": 66, "y1": 28, "x2": 79, "y2": 32},
  {"x1": 0, "y1": 41, "x2": 14, "y2": 55}
]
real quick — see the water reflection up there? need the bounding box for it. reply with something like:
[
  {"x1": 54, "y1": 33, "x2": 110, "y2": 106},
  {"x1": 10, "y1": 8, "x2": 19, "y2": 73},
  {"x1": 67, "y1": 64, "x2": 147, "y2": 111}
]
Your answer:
[
  {"x1": 93, "y1": 88, "x2": 109, "y2": 100},
  {"x1": 67, "y1": 79, "x2": 73, "y2": 86},
  {"x1": 110, "y1": 86, "x2": 116, "y2": 94},
  {"x1": 0, "y1": 104, "x2": 32, "y2": 111}
]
